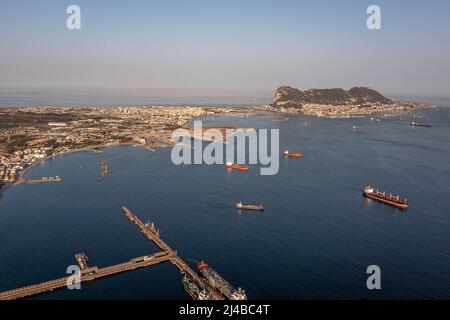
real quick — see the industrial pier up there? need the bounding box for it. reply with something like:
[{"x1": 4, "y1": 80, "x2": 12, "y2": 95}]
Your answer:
[
  {"x1": 121, "y1": 207, "x2": 224, "y2": 300},
  {"x1": 0, "y1": 251, "x2": 171, "y2": 300},
  {"x1": 0, "y1": 207, "x2": 225, "y2": 300}
]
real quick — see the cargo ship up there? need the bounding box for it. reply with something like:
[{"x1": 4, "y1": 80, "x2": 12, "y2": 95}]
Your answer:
[
  {"x1": 363, "y1": 186, "x2": 408, "y2": 209},
  {"x1": 410, "y1": 122, "x2": 432, "y2": 128},
  {"x1": 283, "y1": 150, "x2": 302, "y2": 158},
  {"x1": 182, "y1": 274, "x2": 211, "y2": 300},
  {"x1": 197, "y1": 261, "x2": 247, "y2": 300},
  {"x1": 236, "y1": 202, "x2": 264, "y2": 211},
  {"x1": 225, "y1": 161, "x2": 249, "y2": 171}
]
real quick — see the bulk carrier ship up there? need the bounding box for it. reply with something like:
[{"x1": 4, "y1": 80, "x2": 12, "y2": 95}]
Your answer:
[
  {"x1": 363, "y1": 186, "x2": 408, "y2": 209},
  {"x1": 197, "y1": 261, "x2": 247, "y2": 300}
]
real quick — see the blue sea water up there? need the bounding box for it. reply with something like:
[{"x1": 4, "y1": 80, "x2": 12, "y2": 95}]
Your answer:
[{"x1": 0, "y1": 107, "x2": 449, "y2": 299}]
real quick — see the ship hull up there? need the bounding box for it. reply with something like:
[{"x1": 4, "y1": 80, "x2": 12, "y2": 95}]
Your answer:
[
  {"x1": 410, "y1": 123, "x2": 432, "y2": 128},
  {"x1": 236, "y1": 205, "x2": 264, "y2": 211},
  {"x1": 363, "y1": 192, "x2": 408, "y2": 210},
  {"x1": 225, "y1": 165, "x2": 249, "y2": 171},
  {"x1": 284, "y1": 153, "x2": 302, "y2": 158}
]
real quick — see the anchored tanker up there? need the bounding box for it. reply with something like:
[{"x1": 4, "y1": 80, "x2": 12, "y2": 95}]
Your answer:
[
  {"x1": 197, "y1": 261, "x2": 247, "y2": 300},
  {"x1": 410, "y1": 121, "x2": 432, "y2": 128},
  {"x1": 363, "y1": 185, "x2": 408, "y2": 210},
  {"x1": 236, "y1": 202, "x2": 264, "y2": 211},
  {"x1": 283, "y1": 150, "x2": 302, "y2": 158},
  {"x1": 225, "y1": 161, "x2": 249, "y2": 171}
]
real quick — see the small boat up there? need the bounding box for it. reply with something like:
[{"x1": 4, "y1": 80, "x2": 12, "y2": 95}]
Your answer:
[
  {"x1": 362, "y1": 185, "x2": 408, "y2": 210},
  {"x1": 236, "y1": 202, "x2": 264, "y2": 211},
  {"x1": 225, "y1": 161, "x2": 249, "y2": 171},
  {"x1": 283, "y1": 150, "x2": 302, "y2": 158},
  {"x1": 410, "y1": 122, "x2": 432, "y2": 128}
]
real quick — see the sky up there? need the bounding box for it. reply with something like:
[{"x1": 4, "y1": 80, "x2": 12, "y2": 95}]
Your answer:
[{"x1": 0, "y1": 0, "x2": 449, "y2": 99}]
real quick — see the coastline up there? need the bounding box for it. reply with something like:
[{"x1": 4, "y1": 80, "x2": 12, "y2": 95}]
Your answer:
[
  {"x1": 267, "y1": 103, "x2": 435, "y2": 119},
  {"x1": 0, "y1": 108, "x2": 219, "y2": 194},
  {"x1": 1, "y1": 106, "x2": 449, "y2": 299},
  {"x1": 0, "y1": 109, "x2": 250, "y2": 194},
  {"x1": 0, "y1": 106, "x2": 430, "y2": 194},
  {"x1": 1, "y1": 142, "x2": 146, "y2": 193}
]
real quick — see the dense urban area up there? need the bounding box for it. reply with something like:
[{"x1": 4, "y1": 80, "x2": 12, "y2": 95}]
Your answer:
[{"x1": 0, "y1": 106, "x2": 236, "y2": 187}]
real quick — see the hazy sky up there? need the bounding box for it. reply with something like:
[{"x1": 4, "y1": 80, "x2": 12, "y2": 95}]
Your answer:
[{"x1": 0, "y1": 0, "x2": 449, "y2": 98}]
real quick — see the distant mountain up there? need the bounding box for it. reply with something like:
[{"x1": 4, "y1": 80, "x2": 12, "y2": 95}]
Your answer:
[{"x1": 273, "y1": 86, "x2": 392, "y2": 109}]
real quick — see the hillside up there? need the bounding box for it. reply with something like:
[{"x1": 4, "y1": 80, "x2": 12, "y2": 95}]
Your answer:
[{"x1": 273, "y1": 86, "x2": 392, "y2": 109}]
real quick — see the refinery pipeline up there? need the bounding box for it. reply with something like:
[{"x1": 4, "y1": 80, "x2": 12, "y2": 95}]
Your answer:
[{"x1": 0, "y1": 207, "x2": 246, "y2": 300}]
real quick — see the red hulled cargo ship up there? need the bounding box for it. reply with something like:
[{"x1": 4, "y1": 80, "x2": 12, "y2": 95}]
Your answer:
[
  {"x1": 236, "y1": 202, "x2": 264, "y2": 211},
  {"x1": 363, "y1": 186, "x2": 408, "y2": 210},
  {"x1": 283, "y1": 150, "x2": 302, "y2": 158},
  {"x1": 225, "y1": 161, "x2": 249, "y2": 171}
]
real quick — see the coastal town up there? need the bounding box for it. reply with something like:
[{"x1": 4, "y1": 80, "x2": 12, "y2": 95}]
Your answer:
[
  {"x1": 272, "y1": 100, "x2": 425, "y2": 118},
  {"x1": 0, "y1": 106, "x2": 236, "y2": 189},
  {"x1": 271, "y1": 86, "x2": 429, "y2": 118}
]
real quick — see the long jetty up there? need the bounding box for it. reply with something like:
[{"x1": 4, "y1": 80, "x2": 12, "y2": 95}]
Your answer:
[
  {"x1": 121, "y1": 207, "x2": 223, "y2": 300},
  {"x1": 0, "y1": 207, "x2": 224, "y2": 300},
  {"x1": 0, "y1": 252, "x2": 170, "y2": 300}
]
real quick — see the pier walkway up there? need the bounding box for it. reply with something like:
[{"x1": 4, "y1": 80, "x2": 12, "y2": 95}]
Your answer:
[
  {"x1": 0, "y1": 252, "x2": 170, "y2": 300},
  {"x1": 121, "y1": 207, "x2": 223, "y2": 300},
  {"x1": 0, "y1": 207, "x2": 223, "y2": 300}
]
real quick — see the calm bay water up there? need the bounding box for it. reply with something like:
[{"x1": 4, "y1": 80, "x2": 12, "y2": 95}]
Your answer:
[{"x1": 1, "y1": 107, "x2": 450, "y2": 299}]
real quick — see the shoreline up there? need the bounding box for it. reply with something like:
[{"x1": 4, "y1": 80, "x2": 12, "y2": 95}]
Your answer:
[
  {"x1": 1, "y1": 142, "x2": 152, "y2": 193},
  {"x1": 0, "y1": 109, "x2": 217, "y2": 194},
  {"x1": 0, "y1": 110, "x2": 248, "y2": 193},
  {"x1": 0, "y1": 111, "x2": 239, "y2": 193},
  {"x1": 268, "y1": 104, "x2": 435, "y2": 119},
  {"x1": 0, "y1": 106, "x2": 433, "y2": 194}
]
